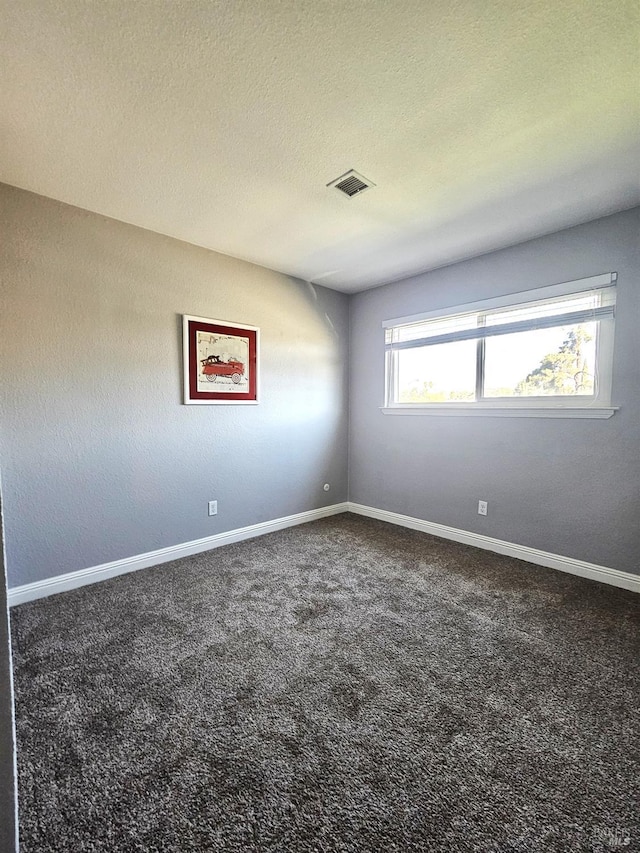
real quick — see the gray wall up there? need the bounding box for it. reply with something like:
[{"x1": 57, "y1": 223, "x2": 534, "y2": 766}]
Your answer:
[
  {"x1": 1, "y1": 184, "x2": 638, "y2": 592},
  {"x1": 0, "y1": 486, "x2": 18, "y2": 853},
  {"x1": 0, "y1": 184, "x2": 349, "y2": 588},
  {"x1": 349, "y1": 208, "x2": 640, "y2": 575}
]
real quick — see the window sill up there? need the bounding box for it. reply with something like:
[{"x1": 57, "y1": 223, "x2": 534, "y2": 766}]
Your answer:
[{"x1": 380, "y1": 405, "x2": 618, "y2": 419}]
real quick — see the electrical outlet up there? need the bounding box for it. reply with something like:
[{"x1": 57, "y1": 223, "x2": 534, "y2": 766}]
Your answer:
[
  {"x1": 208, "y1": 500, "x2": 218, "y2": 516},
  {"x1": 478, "y1": 500, "x2": 488, "y2": 516}
]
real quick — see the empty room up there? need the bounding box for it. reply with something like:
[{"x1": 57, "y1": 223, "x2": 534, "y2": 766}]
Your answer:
[{"x1": 1, "y1": 1, "x2": 639, "y2": 851}]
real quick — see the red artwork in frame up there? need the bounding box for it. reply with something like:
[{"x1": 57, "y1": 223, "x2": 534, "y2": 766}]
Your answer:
[{"x1": 182, "y1": 315, "x2": 259, "y2": 404}]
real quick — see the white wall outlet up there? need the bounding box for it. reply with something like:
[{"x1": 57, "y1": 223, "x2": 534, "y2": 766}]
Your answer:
[
  {"x1": 208, "y1": 500, "x2": 218, "y2": 516},
  {"x1": 323, "y1": 483, "x2": 330, "y2": 492},
  {"x1": 478, "y1": 500, "x2": 488, "y2": 516}
]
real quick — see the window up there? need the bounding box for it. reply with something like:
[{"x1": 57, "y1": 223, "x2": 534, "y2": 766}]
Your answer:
[{"x1": 383, "y1": 273, "x2": 617, "y2": 418}]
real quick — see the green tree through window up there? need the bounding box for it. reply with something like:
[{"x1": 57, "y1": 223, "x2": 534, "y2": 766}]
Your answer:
[{"x1": 515, "y1": 326, "x2": 594, "y2": 396}]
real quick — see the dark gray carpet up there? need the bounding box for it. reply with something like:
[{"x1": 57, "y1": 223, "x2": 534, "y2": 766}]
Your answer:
[{"x1": 10, "y1": 514, "x2": 640, "y2": 852}]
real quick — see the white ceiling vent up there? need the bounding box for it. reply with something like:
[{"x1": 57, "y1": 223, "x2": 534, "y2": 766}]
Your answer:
[{"x1": 327, "y1": 169, "x2": 375, "y2": 198}]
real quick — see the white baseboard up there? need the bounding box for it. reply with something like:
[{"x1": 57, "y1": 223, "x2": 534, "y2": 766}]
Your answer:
[
  {"x1": 9, "y1": 499, "x2": 638, "y2": 606},
  {"x1": 347, "y1": 502, "x2": 640, "y2": 594},
  {"x1": 8, "y1": 502, "x2": 350, "y2": 607}
]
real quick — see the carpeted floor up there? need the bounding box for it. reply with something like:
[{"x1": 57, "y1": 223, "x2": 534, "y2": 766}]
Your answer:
[{"x1": 10, "y1": 514, "x2": 640, "y2": 852}]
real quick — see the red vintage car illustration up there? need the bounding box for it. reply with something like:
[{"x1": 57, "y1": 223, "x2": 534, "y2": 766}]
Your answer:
[{"x1": 200, "y1": 354, "x2": 245, "y2": 384}]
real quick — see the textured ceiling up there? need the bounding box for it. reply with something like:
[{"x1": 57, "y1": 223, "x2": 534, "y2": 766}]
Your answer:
[{"x1": 1, "y1": 0, "x2": 638, "y2": 293}]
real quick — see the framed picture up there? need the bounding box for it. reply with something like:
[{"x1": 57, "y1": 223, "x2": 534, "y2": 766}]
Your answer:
[{"x1": 182, "y1": 315, "x2": 259, "y2": 405}]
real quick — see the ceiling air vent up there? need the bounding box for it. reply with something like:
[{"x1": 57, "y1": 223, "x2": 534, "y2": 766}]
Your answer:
[{"x1": 327, "y1": 169, "x2": 375, "y2": 198}]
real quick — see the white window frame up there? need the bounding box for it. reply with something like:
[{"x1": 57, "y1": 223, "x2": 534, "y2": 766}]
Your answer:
[{"x1": 382, "y1": 273, "x2": 618, "y2": 419}]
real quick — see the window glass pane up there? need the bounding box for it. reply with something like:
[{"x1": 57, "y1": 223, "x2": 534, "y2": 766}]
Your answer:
[
  {"x1": 397, "y1": 340, "x2": 476, "y2": 402},
  {"x1": 483, "y1": 322, "x2": 597, "y2": 398}
]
